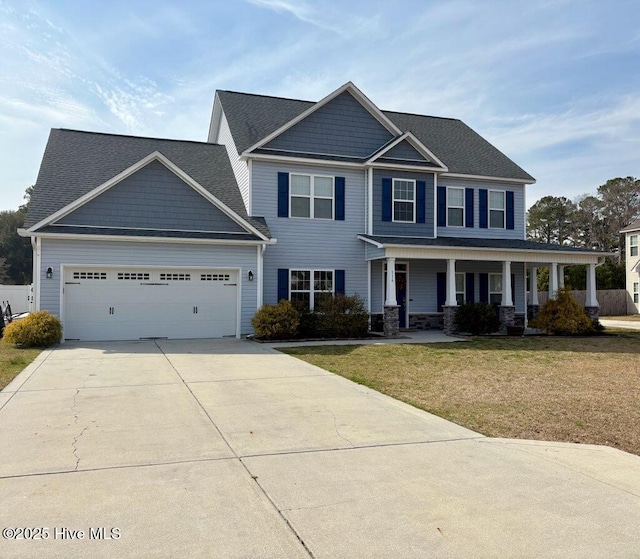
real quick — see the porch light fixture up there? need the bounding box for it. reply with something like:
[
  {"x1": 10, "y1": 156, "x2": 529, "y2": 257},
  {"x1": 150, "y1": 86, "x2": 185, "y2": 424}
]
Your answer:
[
  {"x1": 248, "y1": 270, "x2": 254, "y2": 282},
  {"x1": 46, "y1": 267, "x2": 53, "y2": 279}
]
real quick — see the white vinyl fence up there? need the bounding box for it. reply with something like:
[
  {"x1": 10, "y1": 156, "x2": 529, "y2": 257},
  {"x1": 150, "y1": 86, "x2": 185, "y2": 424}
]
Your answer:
[{"x1": 0, "y1": 284, "x2": 33, "y2": 314}]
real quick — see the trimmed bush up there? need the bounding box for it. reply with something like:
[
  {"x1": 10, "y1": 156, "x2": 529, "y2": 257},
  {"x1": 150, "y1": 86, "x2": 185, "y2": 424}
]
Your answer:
[
  {"x1": 251, "y1": 300, "x2": 300, "y2": 340},
  {"x1": 292, "y1": 301, "x2": 320, "y2": 339},
  {"x1": 315, "y1": 294, "x2": 369, "y2": 338},
  {"x1": 454, "y1": 303, "x2": 501, "y2": 335},
  {"x1": 3, "y1": 311, "x2": 62, "y2": 347},
  {"x1": 530, "y1": 288, "x2": 595, "y2": 335}
]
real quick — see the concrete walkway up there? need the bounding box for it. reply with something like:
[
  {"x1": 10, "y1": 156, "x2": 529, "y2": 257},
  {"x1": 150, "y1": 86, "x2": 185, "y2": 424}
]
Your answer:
[
  {"x1": 1, "y1": 338, "x2": 639, "y2": 558},
  {"x1": 600, "y1": 318, "x2": 640, "y2": 331}
]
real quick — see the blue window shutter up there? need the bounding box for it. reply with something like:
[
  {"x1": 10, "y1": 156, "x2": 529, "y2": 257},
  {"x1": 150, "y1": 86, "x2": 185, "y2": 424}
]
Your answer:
[
  {"x1": 277, "y1": 173, "x2": 289, "y2": 218},
  {"x1": 479, "y1": 273, "x2": 489, "y2": 303},
  {"x1": 437, "y1": 186, "x2": 446, "y2": 227},
  {"x1": 335, "y1": 270, "x2": 345, "y2": 294},
  {"x1": 506, "y1": 191, "x2": 515, "y2": 230},
  {"x1": 479, "y1": 189, "x2": 488, "y2": 229},
  {"x1": 277, "y1": 269, "x2": 289, "y2": 302},
  {"x1": 465, "y1": 188, "x2": 474, "y2": 228},
  {"x1": 416, "y1": 180, "x2": 426, "y2": 224},
  {"x1": 382, "y1": 178, "x2": 392, "y2": 221},
  {"x1": 335, "y1": 177, "x2": 345, "y2": 221},
  {"x1": 437, "y1": 272, "x2": 446, "y2": 311},
  {"x1": 465, "y1": 272, "x2": 475, "y2": 304}
]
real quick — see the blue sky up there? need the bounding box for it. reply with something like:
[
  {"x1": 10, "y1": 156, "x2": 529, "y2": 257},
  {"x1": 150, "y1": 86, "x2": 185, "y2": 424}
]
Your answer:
[{"x1": 1, "y1": 0, "x2": 639, "y2": 211}]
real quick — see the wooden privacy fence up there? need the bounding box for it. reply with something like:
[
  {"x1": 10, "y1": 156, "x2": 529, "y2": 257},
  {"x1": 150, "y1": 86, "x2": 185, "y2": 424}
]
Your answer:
[{"x1": 536, "y1": 289, "x2": 628, "y2": 316}]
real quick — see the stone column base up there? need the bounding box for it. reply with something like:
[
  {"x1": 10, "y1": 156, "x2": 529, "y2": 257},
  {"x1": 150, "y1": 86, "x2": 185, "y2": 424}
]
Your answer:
[
  {"x1": 584, "y1": 305, "x2": 600, "y2": 325},
  {"x1": 498, "y1": 305, "x2": 516, "y2": 333},
  {"x1": 442, "y1": 306, "x2": 458, "y2": 335},
  {"x1": 383, "y1": 305, "x2": 400, "y2": 338},
  {"x1": 527, "y1": 304, "x2": 540, "y2": 322}
]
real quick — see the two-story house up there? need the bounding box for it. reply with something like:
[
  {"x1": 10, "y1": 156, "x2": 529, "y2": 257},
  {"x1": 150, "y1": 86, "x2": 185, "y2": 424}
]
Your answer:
[
  {"x1": 20, "y1": 82, "x2": 607, "y2": 341},
  {"x1": 622, "y1": 220, "x2": 640, "y2": 313}
]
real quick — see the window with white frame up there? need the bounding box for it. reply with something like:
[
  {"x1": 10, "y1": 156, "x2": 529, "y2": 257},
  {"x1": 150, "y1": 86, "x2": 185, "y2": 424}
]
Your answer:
[
  {"x1": 489, "y1": 191, "x2": 505, "y2": 229},
  {"x1": 455, "y1": 273, "x2": 465, "y2": 305},
  {"x1": 447, "y1": 188, "x2": 464, "y2": 227},
  {"x1": 634, "y1": 281, "x2": 639, "y2": 304},
  {"x1": 393, "y1": 179, "x2": 415, "y2": 222},
  {"x1": 630, "y1": 234, "x2": 638, "y2": 257},
  {"x1": 489, "y1": 273, "x2": 502, "y2": 305},
  {"x1": 290, "y1": 270, "x2": 334, "y2": 309},
  {"x1": 290, "y1": 174, "x2": 334, "y2": 219}
]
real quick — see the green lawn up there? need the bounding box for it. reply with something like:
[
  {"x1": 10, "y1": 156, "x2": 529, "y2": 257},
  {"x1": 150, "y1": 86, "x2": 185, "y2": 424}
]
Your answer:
[
  {"x1": 282, "y1": 331, "x2": 640, "y2": 456},
  {"x1": 0, "y1": 341, "x2": 42, "y2": 391}
]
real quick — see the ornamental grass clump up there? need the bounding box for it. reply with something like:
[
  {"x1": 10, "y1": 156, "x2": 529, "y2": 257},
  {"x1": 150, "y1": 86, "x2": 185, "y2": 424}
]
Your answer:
[
  {"x1": 3, "y1": 311, "x2": 62, "y2": 347},
  {"x1": 530, "y1": 288, "x2": 595, "y2": 335}
]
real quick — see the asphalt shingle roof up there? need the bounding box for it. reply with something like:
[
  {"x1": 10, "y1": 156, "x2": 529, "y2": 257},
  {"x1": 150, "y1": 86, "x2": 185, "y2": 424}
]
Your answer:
[
  {"x1": 217, "y1": 90, "x2": 535, "y2": 182},
  {"x1": 26, "y1": 129, "x2": 270, "y2": 238},
  {"x1": 359, "y1": 235, "x2": 607, "y2": 254},
  {"x1": 621, "y1": 219, "x2": 640, "y2": 233}
]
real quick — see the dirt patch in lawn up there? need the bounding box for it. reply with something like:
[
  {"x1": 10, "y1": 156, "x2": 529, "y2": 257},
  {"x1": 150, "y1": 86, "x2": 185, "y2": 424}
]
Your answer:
[
  {"x1": 282, "y1": 332, "x2": 640, "y2": 456},
  {"x1": 0, "y1": 342, "x2": 42, "y2": 391}
]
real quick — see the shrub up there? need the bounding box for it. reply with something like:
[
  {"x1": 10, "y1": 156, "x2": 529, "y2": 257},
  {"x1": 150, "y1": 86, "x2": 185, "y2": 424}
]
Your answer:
[
  {"x1": 251, "y1": 300, "x2": 300, "y2": 340},
  {"x1": 292, "y1": 301, "x2": 320, "y2": 338},
  {"x1": 315, "y1": 294, "x2": 369, "y2": 338},
  {"x1": 530, "y1": 288, "x2": 595, "y2": 335},
  {"x1": 3, "y1": 311, "x2": 62, "y2": 347},
  {"x1": 454, "y1": 303, "x2": 501, "y2": 335}
]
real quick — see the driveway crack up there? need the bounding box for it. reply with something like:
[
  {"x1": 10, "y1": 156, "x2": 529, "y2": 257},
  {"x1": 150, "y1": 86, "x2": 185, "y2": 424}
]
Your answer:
[
  {"x1": 70, "y1": 387, "x2": 89, "y2": 471},
  {"x1": 319, "y1": 403, "x2": 354, "y2": 447}
]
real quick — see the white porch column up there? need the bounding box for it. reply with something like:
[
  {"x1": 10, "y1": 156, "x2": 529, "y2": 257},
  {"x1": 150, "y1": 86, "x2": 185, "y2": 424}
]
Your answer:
[
  {"x1": 558, "y1": 265, "x2": 565, "y2": 289},
  {"x1": 549, "y1": 262, "x2": 559, "y2": 299},
  {"x1": 586, "y1": 263, "x2": 599, "y2": 307},
  {"x1": 502, "y1": 260, "x2": 513, "y2": 306},
  {"x1": 445, "y1": 259, "x2": 457, "y2": 306},
  {"x1": 385, "y1": 257, "x2": 397, "y2": 306},
  {"x1": 530, "y1": 266, "x2": 539, "y2": 305}
]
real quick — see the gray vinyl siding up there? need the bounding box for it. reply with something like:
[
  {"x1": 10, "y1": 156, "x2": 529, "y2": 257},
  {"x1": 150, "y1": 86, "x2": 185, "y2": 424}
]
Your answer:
[
  {"x1": 57, "y1": 160, "x2": 246, "y2": 233},
  {"x1": 437, "y1": 178, "x2": 526, "y2": 239},
  {"x1": 370, "y1": 259, "x2": 525, "y2": 314},
  {"x1": 372, "y1": 169, "x2": 435, "y2": 237},
  {"x1": 263, "y1": 91, "x2": 393, "y2": 158},
  {"x1": 382, "y1": 140, "x2": 427, "y2": 162},
  {"x1": 251, "y1": 160, "x2": 368, "y2": 305},
  {"x1": 365, "y1": 244, "x2": 384, "y2": 260},
  {"x1": 39, "y1": 238, "x2": 258, "y2": 335},
  {"x1": 217, "y1": 111, "x2": 250, "y2": 212}
]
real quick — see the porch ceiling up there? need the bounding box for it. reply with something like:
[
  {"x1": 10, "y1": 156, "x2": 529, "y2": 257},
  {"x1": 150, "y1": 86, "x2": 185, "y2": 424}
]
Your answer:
[{"x1": 359, "y1": 235, "x2": 610, "y2": 266}]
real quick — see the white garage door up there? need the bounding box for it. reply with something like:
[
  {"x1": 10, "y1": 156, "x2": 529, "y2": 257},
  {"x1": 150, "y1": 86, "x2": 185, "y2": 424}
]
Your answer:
[{"x1": 63, "y1": 267, "x2": 238, "y2": 341}]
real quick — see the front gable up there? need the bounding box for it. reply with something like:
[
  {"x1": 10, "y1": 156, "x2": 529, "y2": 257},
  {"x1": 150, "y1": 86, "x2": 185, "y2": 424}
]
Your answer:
[
  {"x1": 380, "y1": 138, "x2": 429, "y2": 163},
  {"x1": 55, "y1": 159, "x2": 247, "y2": 233},
  {"x1": 262, "y1": 90, "x2": 395, "y2": 159}
]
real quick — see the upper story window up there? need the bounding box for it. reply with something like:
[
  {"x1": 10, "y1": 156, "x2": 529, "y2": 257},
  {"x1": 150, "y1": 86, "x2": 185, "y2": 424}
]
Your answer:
[
  {"x1": 290, "y1": 174, "x2": 334, "y2": 219},
  {"x1": 489, "y1": 191, "x2": 505, "y2": 229},
  {"x1": 393, "y1": 179, "x2": 415, "y2": 223},
  {"x1": 630, "y1": 234, "x2": 638, "y2": 257},
  {"x1": 447, "y1": 188, "x2": 465, "y2": 227}
]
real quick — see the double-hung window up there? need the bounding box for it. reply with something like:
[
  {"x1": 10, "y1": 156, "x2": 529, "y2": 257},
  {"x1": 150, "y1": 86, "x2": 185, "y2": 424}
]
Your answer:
[
  {"x1": 290, "y1": 270, "x2": 334, "y2": 309},
  {"x1": 455, "y1": 273, "x2": 465, "y2": 305},
  {"x1": 630, "y1": 234, "x2": 638, "y2": 257},
  {"x1": 393, "y1": 179, "x2": 415, "y2": 222},
  {"x1": 290, "y1": 174, "x2": 334, "y2": 219},
  {"x1": 489, "y1": 191, "x2": 505, "y2": 229},
  {"x1": 447, "y1": 188, "x2": 464, "y2": 227},
  {"x1": 634, "y1": 281, "x2": 639, "y2": 304},
  {"x1": 489, "y1": 273, "x2": 502, "y2": 305}
]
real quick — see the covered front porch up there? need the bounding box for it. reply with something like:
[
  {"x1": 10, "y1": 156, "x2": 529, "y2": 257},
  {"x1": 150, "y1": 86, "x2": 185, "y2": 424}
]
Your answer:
[{"x1": 359, "y1": 235, "x2": 608, "y2": 336}]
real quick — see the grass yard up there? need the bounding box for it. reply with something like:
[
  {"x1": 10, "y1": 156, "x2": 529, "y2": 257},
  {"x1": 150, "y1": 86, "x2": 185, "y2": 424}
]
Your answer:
[
  {"x1": 282, "y1": 331, "x2": 640, "y2": 456},
  {"x1": 0, "y1": 341, "x2": 42, "y2": 391}
]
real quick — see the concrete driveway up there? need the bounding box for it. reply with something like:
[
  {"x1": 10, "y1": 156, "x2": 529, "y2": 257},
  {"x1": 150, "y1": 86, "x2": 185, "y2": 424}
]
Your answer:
[{"x1": 1, "y1": 339, "x2": 640, "y2": 558}]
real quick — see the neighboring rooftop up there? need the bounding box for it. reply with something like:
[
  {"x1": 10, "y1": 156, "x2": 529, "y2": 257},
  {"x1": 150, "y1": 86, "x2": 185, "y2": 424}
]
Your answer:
[
  {"x1": 216, "y1": 89, "x2": 535, "y2": 182},
  {"x1": 621, "y1": 219, "x2": 640, "y2": 233},
  {"x1": 26, "y1": 129, "x2": 270, "y2": 237}
]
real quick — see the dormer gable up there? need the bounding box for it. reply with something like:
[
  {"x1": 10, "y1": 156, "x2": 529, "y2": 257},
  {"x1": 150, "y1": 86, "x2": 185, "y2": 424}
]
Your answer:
[
  {"x1": 366, "y1": 132, "x2": 448, "y2": 171},
  {"x1": 247, "y1": 82, "x2": 402, "y2": 160}
]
